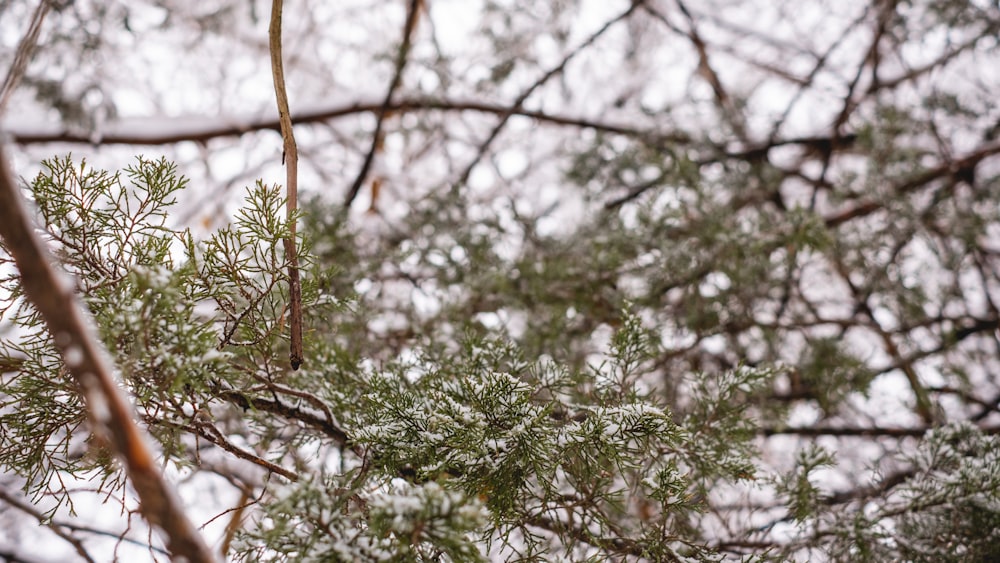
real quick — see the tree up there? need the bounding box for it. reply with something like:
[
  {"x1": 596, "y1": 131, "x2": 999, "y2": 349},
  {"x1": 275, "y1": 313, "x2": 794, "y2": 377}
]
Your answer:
[{"x1": 1, "y1": 0, "x2": 999, "y2": 561}]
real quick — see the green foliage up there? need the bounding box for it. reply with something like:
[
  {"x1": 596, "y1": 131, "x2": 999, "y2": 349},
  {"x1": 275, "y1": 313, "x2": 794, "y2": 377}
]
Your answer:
[
  {"x1": 3, "y1": 132, "x2": 997, "y2": 560},
  {"x1": 3, "y1": 0, "x2": 999, "y2": 559},
  {"x1": 0, "y1": 154, "x2": 191, "y2": 511},
  {"x1": 1, "y1": 156, "x2": 767, "y2": 561},
  {"x1": 773, "y1": 444, "x2": 835, "y2": 523},
  {"x1": 795, "y1": 338, "x2": 875, "y2": 413},
  {"x1": 781, "y1": 424, "x2": 1000, "y2": 562},
  {"x1": 892, "y1": 423, "x2": 1000, "y2": 562},
  {"x1": 237, "y1": 475, "x2": 488, "y2": 563}
]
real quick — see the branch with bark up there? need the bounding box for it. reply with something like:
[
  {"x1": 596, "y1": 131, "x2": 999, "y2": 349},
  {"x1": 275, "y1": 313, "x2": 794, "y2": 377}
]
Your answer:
[
  {"x1": 3, "y1": 97, "x2": 690, "y2": 147},
  {"x1": 0, "y1": 145, "x2": 218, "y2": 563}
]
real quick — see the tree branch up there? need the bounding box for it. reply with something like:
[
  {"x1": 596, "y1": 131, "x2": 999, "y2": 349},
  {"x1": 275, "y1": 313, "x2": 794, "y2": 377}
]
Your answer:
[
  {"x1": 5, "y1": 98, "x2": 684, "y2": 146},
  {"x1": 453, "y1": 2, "x2": 643, "y2": 189},
  {"x1": 761, "y1": 424, "x2": 1000, "y2": 438},
  {"x1": 0, "y1": 0, "x2": 52, "y2": 117},
  {"x1": 0, "y1": 146, "x2": 218, "y2": 563},
  {"x1": 344, "y1": 0, "x2": 423, "y2": 208},
  {"x1": 217, "y1": 386, "x2": 356, "y2": 454},
  {"x1": 151, "y1": 417, "x2": 300, "y2": 481},
  {"x1": 0, "y1": 484, "x2": 97, "y2": 563}
]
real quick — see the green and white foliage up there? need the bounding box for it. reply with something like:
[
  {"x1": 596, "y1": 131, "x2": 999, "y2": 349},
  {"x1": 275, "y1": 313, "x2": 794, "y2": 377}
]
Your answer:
[
  {"x1": 0, "y1": 157, "x2": 765, "y2": 560},
  {"x1": 2, "y1": 0, "x2": 1000, "y2": 560},
  {"x1": 776, "y1": 423, "x2": 1000, "y2": 562}
]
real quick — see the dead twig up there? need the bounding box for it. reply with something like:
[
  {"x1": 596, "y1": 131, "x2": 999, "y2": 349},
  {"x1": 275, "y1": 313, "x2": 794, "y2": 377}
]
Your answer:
[{"x1": 269, "y1": 0, "x2": 304, "y2": 370}]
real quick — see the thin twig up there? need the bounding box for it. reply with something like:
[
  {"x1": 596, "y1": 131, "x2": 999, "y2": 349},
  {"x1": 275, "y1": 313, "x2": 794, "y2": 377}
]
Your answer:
[
  {"x1": 218, "y1": 488, "x2": 254, "y2": 558},
  {"x1": 0, "y1": 148, "x2": 218, "y2": 562},
  {"x1": 269, "y1": 0, "x2": 303, "y2": 370},
  {"x1": 153, "y1": 417, "x2": 299, "y2": 481}
]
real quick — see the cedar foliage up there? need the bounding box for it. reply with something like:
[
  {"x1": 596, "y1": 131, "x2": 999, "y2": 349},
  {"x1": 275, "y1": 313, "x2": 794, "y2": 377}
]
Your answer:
[{"x1": 2, "y1": 0, "x2": 1000, "y2": 561}]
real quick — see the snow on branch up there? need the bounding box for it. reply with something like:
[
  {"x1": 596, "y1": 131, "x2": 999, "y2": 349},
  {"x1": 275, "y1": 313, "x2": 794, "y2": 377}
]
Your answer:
[{"x1": 0, "y1": 145, "x2": 218, "y2": 563}]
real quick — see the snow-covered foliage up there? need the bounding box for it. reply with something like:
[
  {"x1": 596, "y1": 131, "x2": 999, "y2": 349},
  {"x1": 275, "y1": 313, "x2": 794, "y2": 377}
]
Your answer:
[{"x1": 2, "y1": 0, "x2": 1000, "y2": 560}]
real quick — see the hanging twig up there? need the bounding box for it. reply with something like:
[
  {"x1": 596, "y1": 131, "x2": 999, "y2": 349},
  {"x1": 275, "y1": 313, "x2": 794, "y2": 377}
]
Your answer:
[
  {"x1": 269, "y1": 0, "x2": 303, "y2": 369},
  {"x1": 0, "y1": 148, "x2": 217, "y2": 562}
]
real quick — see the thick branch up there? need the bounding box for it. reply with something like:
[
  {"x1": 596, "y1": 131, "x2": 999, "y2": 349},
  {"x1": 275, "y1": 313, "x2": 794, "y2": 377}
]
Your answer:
[{"x1": 0, "y1": 147, "x2": 217, "y2": 561}]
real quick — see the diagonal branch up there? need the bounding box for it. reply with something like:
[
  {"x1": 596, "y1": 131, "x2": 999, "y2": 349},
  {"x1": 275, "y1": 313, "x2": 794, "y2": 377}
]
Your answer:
[
  {"x1": 453, "y1": 1, "x2": 643, "y2": 189},
  {"x1": 344, "y1": 0, "x2": 424, "y2": 208},
  {"x1": 269, "y1": 0, "x2": 304, "y2": 370},
  {"x1": 150, "y1": 417, "x2": 300, "y2": 482},
  {"x1": 0, "y1": 148, "x2": 217, "y2": 561},
  {"x1": 0, "y1": 0, "x2": 52, "y2": 117},
  {"x1": 674, "y1": 0, "x2": 748, "y2": 141}
]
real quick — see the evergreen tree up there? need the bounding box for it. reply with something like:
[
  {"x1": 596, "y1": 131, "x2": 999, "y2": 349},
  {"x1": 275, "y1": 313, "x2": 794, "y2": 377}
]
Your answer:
[{"x1": 1, "y1": 0, "x2": 999, "y2": 560}]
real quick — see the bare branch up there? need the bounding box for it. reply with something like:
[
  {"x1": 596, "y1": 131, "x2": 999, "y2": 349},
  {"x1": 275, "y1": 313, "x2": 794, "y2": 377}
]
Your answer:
[
  {"x1": 0, "y1": 0, "x2": 51, "y2": 117},
  {"x1": 269, "y1": 0, "x2": 303, "y2": 370},
  {"x1": 5, "y1": 97, "x2": 688, "y2": 146},
  {"x1": 453, "y1": 2, "x2": 644, "y2": 189},
  {"x1": 761, "y1": 425, "x2": 1000, "y2": 438},
  {"x1": 344, "y1": 0, "x2": 424, "y2": 208}
]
